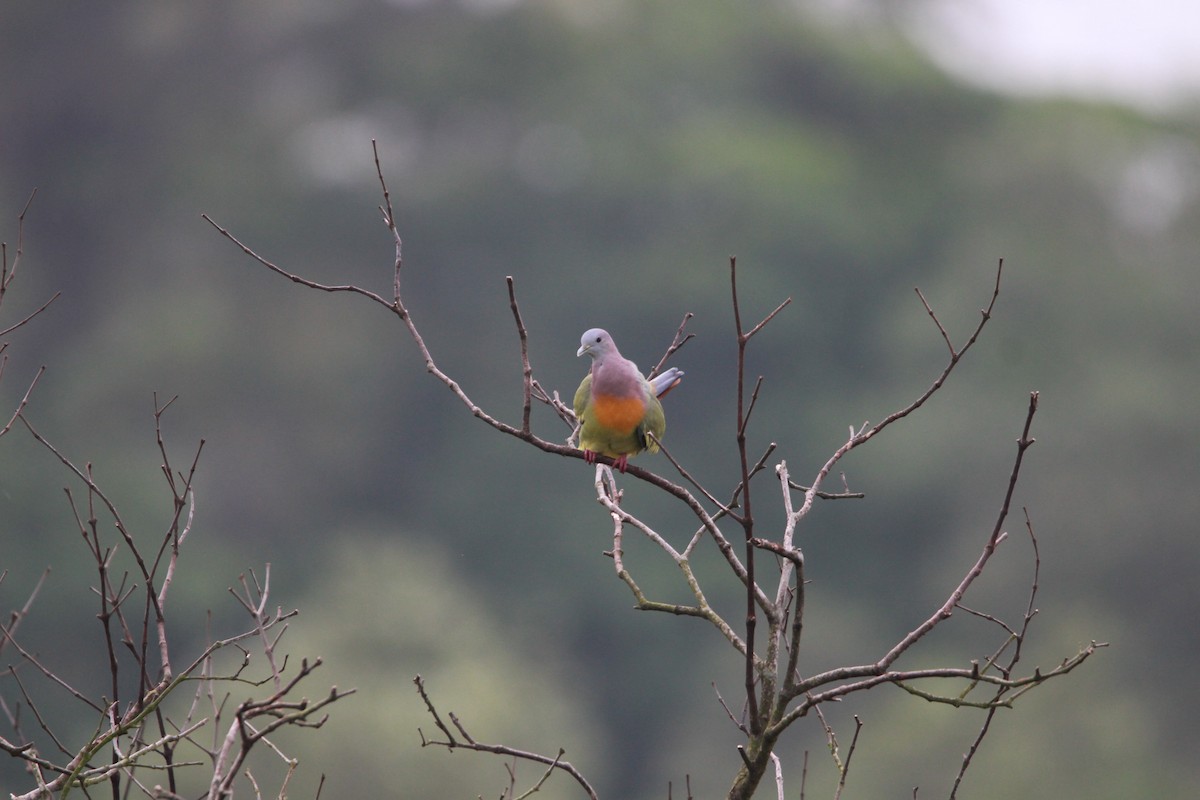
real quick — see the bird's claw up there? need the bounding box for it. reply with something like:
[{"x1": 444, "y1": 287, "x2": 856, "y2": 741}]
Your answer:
[{"x1": 583, "y1": 449, "x2": 628, "y2": 473}]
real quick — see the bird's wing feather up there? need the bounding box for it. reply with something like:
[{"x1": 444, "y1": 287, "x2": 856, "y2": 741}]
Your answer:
[
  {"x1": 636, "y1": 388, "x2": 667, "y2": 453},
  {"x1": 573, "y1": 372, "x2": 592, "y2": 420}
]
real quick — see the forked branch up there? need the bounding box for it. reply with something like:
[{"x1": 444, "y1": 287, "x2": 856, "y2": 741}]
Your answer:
[{"x1": 413, "y1": 675, "x2": 598, "y2": 800}]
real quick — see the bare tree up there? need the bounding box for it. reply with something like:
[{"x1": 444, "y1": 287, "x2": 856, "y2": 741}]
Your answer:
[
  {"x1": 204, "y1": 143, "x2": 1104, "y2": 798},
  {"x1": 1, "y1": 197, "x2": 353, "y2": 799}
]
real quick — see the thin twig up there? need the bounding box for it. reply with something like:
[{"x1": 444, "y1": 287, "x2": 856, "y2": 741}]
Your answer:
[
  {"x1": 413, "y1": 677, "x2": 598, "y2": 800},
  {"x1": 507, "y1": 276, "x2": 534, "y2": 434},
  {"x1": 785, "y1": 477, "x2": 864, "y2": 500},
  {"x1": 0, "y1": 292, "x2": 61, "y2": 338},
  {"x1": 712, "y1": 682, "x2": 749, "y2": 735},
  {"x1": 1, "y1": 189, "x2": 37, "y2": 298},
  {"x1": 832, "y1": 716, "x2": 863, "y2": 800},
  {"x1": 731, "y1": 256, "x2": 761, "y2": 732},
  {"x1": 948, "y1": 507, "x2": 1044, "y2": 798},
  {"x1": 647, "y1": 312, "x2": 695, "y2": 379},
  {"x1": 785, "y1": 260, "x2": 1005, "y2": 528},
  {"x1": 1, "y1": 365, "x2": 45, "y2": 438}
]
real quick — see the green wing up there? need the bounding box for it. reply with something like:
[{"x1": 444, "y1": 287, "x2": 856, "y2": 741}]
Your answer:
[
  {"x1": 573, "y1": 373, "x2": 592, "y2": 421},
  {"x1": 635, "y1": 380, "x2": 666, "y2": 453}
]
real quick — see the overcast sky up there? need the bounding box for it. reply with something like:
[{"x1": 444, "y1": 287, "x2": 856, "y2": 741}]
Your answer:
[{"x1": 903, "y1": 0, "x2": 1200, "y2": 114}]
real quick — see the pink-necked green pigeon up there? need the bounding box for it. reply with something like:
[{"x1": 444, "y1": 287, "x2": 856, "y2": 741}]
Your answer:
[{"x1": 574, "y1": 328, "x2": 683, "y2": 472}]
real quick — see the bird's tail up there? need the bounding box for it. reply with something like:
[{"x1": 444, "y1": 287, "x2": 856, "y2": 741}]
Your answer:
[{"x1": 649, "y1": 367, "x2": 684, "y2": 399}]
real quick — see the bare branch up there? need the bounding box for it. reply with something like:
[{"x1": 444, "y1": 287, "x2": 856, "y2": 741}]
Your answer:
[
  {"x1": 738, "y1": 375, "x2": 764, "y2": 438},
  {"x1": 681, "y1": 441, "x2": 776, "y2": 561},
  {"x1": 507, "y1": 276, "x2": 534, "y2": 433},
  {"x1": 413, "y1": 676, "x2": 598, "y2": 800},
  {"x1": 832, "y1": 716, "x2": 863, "y2": 800},
  {"x1": 1, "y1": 189, "x2": 38, "y2": 299},
  {"x1": 413, "y1": 674, "x2": 458, "y2": 748},
  {"x1": 743, "y1": 296, "x2": 792, "y2": 341},
  {"x1": 872, "y1": 391, "x2": 1038, "y2": 669},
  {"x1": 530, "y1": 379, "x2": 575, "y2": 429},
  {"x1": 947, "y1": 508, "x2": 1045, "y2": 798},
  {"x1": 0, "y1": 291, "x2": 61, "y2": 338},
  {"x1": 784, "y1": 260, "x2": 1006, "y2": 527},
  {"x1": 713, "y1": 682, "x2": 750, "y2": 735},
  {"x1": 601, "y1": 471, "x2": 756, "y2": 660},
  {"x1": 785, "y1": 476, "x2": 863, "y2": 501},
  {"x1": 16, "y1": 413, "x2": 164, "y2": 610},
  {"x1": 0, "y1": 566, "x2": 50, "y2": 663},
  {"x1": 647, "y1": 312, "x2": 695, "y2": 379},
  {"x1": 651, "y1": 434, "x2": 732, "y2": 514},
  {"x1": 1, "y1": 642, "x2": 105, "y2": 715},
  {"x1": 769, "y1": 751, "x2": 785, "y2": 800},
  {"x1": 859, "y1": 259, "x2": 1004, "y2": 446},
  {"x1": 512, "y1": 749, "x2": 567, "y2": 800},
  {"x1": 202, "y1": 215, "x2": 395, "y2": 310}
]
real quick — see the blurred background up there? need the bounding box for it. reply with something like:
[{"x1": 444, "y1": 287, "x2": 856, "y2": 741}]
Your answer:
[{"x1": 2, "y1": 0, "x2": 1197, "y2": 797}]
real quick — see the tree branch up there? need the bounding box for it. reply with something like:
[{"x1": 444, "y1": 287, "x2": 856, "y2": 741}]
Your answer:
[{"x1": 413, "y1": 675, "x2": 598, "y2": 800}]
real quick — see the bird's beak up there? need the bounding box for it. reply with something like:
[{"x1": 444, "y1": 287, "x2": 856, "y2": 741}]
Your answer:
[{"x1": 576, "y1": 343, "x2": 589, "y2": 358}]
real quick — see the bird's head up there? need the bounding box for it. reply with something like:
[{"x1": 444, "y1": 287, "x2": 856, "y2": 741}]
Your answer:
[{"x1": 577, "y1": 328, "x2": 615, "y2": 359}]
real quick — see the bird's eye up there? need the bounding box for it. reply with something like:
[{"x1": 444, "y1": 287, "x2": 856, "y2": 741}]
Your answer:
[{"x1": 594, "y1": 336, "x2": 602, "y2": 343}]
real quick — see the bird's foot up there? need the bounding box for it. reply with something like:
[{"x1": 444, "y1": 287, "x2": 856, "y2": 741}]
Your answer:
[{"x1": 584, "y1": 449, "x2": 628, "y2": 473}]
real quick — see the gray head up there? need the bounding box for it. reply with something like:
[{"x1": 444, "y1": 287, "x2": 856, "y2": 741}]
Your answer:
[{"x1": 577, "y1": 328, "x2": 619, "y2": 360}]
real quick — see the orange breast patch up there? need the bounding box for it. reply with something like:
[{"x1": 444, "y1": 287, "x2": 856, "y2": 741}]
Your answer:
[{"x1": 592, "y1": 393, "x2": 644, "y2": 434}]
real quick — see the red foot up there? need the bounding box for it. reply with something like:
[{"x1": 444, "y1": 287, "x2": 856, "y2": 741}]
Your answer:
[{"x1": 583, "y1": 450, "x2": 628, "y2": 473}]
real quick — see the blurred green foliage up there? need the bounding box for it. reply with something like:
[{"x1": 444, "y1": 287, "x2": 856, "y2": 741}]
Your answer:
[{"x1": 2, "y1": 1, "x2": 1198, "y2": 797}]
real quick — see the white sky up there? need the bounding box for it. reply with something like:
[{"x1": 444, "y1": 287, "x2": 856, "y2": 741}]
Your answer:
[{"x1": 904, "y1": 0, "x2": 1200, "y2": 113}]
